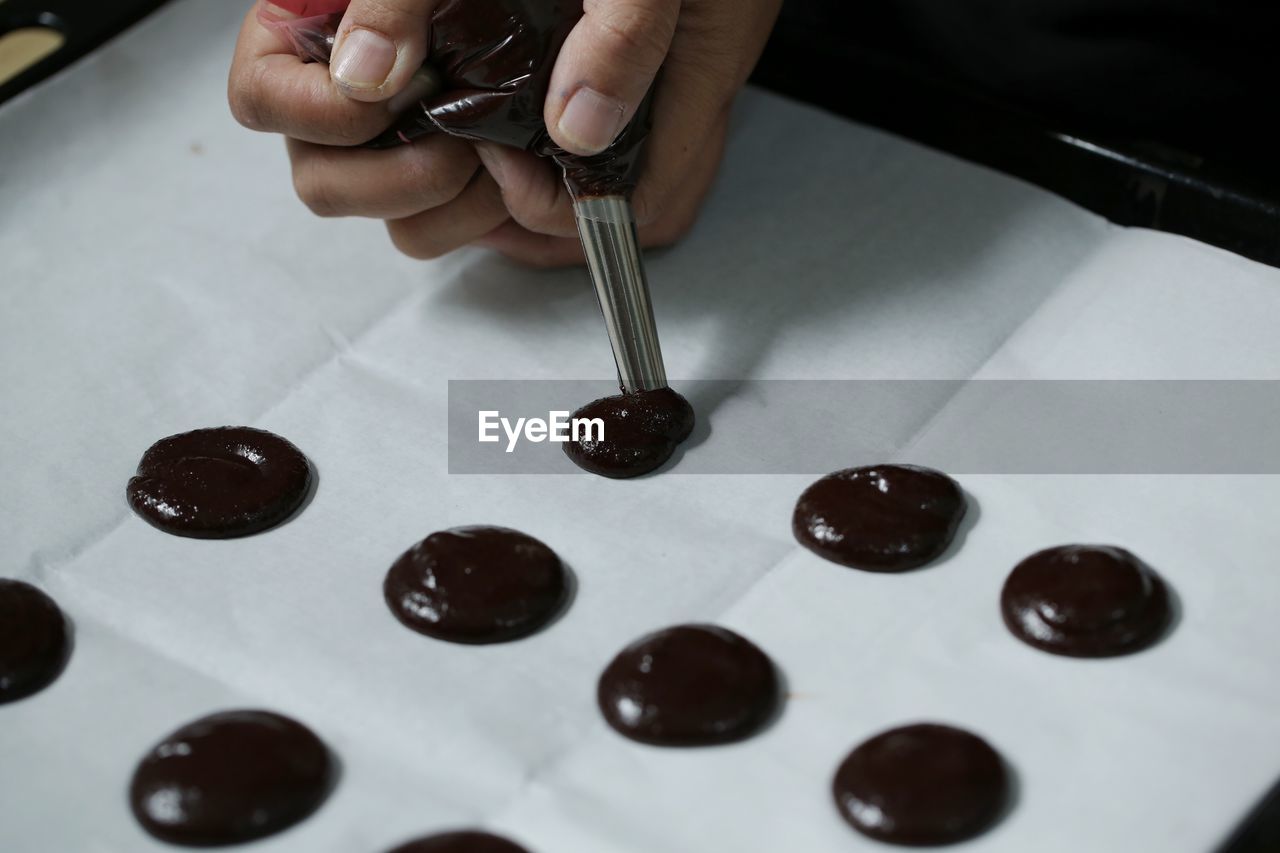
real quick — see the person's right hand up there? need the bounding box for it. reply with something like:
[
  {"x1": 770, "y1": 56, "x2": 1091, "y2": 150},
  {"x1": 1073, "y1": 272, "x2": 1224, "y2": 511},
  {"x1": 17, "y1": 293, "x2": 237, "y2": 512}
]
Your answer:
[{"x1": 228, "y1": 0, "x2": 783, "y2": 267}]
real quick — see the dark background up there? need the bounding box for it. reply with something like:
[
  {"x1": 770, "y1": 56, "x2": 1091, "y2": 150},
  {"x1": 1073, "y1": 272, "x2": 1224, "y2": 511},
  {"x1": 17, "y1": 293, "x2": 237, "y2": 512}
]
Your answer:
[
  {"x1": 3, "y1": 0, "x2": 1277, "y2": 265},
  {"x1": 753, "y1": 0, "x2": 1280, "y2": 267}
]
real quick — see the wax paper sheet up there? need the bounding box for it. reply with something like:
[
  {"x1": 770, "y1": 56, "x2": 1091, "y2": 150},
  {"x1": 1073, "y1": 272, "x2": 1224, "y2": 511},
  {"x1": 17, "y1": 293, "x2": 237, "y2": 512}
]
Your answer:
[{"x1": 2, "y1": 2, "x2": 1280, "y2": 851}]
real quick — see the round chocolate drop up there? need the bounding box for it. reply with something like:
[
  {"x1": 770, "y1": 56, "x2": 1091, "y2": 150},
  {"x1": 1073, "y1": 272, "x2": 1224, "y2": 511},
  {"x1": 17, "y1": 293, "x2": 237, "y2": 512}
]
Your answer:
[
  {"x1": 833, "y1": 723, "x2": 1009, "y2": 846},
  {"x1": 1001, "y1": 544, "x2": 1172, "y2": 657},
  {"x1": 0, "y1": 579, "x2": 71, "y2": 703},
  {"x1": 384, "y1": 526, "x2": 568, "y2": 644},
  {"x1": 129, "y1": 710, "x2": 333, "y2": 846},
  {"x1": 387, "y1": 830, "x2": 531, "y2": 853},
  {"x1": 563, "y1": 387, "x2": 695, "y2": 479},
  {"x1": 793, "y1": 464, "x2": 966, "y2": 571},
  {"x1": 597, "y1": 624, "x2": 780, "y2": 746},
  {"x1": 126, "y1": 426, "x2": 312, "y2": 538}
]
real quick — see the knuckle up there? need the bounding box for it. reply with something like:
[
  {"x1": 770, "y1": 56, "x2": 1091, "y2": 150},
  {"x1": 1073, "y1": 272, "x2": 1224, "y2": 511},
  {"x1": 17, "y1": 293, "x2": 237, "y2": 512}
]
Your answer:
[
  {"x1": 504, "y1": 189, "x2": 562, "y2": 234},
  {"x1": 404, "y1": 148, "x2": 472, "y2": 206},
  {"x1": 293, "y1": 71, "x2": 386, "y2": 145},
  {"x1": 228, "y1": 64, "x2": 267, "y2": 131},
  {"x1": 630, "y1": 184, "x2": 668, "y2": 227},
  {"x1": 348, "y1": 0, "x2": 431, "y2": 32},
  {"x1": 327, "y1": 105, "x2": 381, "y2": 146},
  {"x1": 596, "y1": 3, "x2": 673, "y2": 67},
  {"x1": 386, "y1": 220, "x2": 448, "y2": 260},
  {"x1": 292, "y1": 162, "x2": 339, "y2": 218},
  {"x1": 639, "y1": 199, "x2": 697, "y2": 248}
]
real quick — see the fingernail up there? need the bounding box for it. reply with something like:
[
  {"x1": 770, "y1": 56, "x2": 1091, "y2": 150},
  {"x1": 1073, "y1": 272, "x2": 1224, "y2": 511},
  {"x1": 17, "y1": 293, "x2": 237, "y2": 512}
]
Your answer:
[
  {"x1": 557, "y1": 87, "x2": 626, "y2": 155},
  {"x1": 475, "y1": 144, "x2": 506, "y2": 186},
  {"x1": 332, "y1": 28, "x2": 396, "y2": 90}
]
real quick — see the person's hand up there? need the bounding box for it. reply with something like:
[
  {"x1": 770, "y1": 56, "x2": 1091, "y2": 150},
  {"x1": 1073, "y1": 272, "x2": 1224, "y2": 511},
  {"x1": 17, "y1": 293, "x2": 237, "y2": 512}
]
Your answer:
[{"x1": 228, "y1": 0, "x2": 783, "y2": 267}]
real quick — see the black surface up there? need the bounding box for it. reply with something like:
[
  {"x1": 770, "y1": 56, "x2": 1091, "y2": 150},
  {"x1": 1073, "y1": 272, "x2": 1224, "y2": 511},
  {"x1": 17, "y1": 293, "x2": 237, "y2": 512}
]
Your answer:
[
  {"x1": 0, "y1": 0, "x2": 171, "y2": 106},
  {"x1": 1219, "y1": 778, "x2": 1280, "y2": 853},
  {"x1": 3, "y1": 0, "x2": 1276, "y2": 267},
  {"x1": 751, "y1": 2, "x2": 1280, "y2": 268}
]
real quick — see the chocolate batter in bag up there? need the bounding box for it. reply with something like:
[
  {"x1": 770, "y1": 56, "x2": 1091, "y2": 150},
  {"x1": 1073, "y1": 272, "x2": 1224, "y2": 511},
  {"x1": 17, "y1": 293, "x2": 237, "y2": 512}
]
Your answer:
[{"x1": 261, "y1": 0, "x2": 652, "y2": 197}]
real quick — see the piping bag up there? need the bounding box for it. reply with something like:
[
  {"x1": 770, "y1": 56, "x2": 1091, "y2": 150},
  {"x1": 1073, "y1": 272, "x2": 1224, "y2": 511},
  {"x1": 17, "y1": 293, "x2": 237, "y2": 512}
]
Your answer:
[{"x1": 263, "y1": 0, "x2": 669, "y2": 393}]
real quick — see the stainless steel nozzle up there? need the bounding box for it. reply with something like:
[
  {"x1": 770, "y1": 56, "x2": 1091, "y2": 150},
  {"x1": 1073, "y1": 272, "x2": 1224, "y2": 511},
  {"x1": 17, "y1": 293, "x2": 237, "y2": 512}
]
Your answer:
[{"x1": 573, "y1": 194, "x2": 669, "y2": 393}]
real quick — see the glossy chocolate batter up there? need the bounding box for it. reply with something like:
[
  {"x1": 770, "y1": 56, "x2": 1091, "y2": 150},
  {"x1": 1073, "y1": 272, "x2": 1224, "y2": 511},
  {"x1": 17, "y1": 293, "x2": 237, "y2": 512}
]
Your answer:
[
  {"x1": 1001, "y1": 544, "x2": 1172, "y2": 657},
  {"x1": 562, "y1": 387, "x2": 695, "y2": 479},
  {"x1": 387, "y1": 830, "x2": 531, "y2": 853},
  {"x1": 384, "y1": 526, "x2": 568, "y2": 644},
  {"x1": 792, "y1": 464, "x2": 967, "y2": 571},
  {"x1": 0, "y1": 579, "x2": 70, "y2": 704},
  {"x1": 597, "y1": 624, "x2": 779, "y2": 746},
  {"x1": 129, "y1": 710, "x2": 334, "y2": 847},
  {"x1": 833, "y1": 723, "x2": 1009, "y2": 846},
  {"x1": 126, "y1": 426, "x2": 312, "y2": 538}
]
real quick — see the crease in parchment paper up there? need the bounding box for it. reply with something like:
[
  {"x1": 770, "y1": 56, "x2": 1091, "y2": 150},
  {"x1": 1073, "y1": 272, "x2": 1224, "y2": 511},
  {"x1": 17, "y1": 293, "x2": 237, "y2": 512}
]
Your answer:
[
  {"x1": 20, "y1": 285, "x2": 426, "y2": 594},
  {"x1": 7, "y1": 0, "x2": 1280, "y2": 849}
]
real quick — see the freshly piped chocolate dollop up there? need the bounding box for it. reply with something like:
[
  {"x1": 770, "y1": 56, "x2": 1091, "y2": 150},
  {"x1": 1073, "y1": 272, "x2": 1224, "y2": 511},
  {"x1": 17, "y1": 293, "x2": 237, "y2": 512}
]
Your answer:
[
  {"x1": 387, "y1": 830, "x2": 531, "y2": 853},
  {"x1": 1001, "y1": 544, "x2": 1172, "y2": 657},
  {"x1": 0, "y1": 579, "x2": 70, "y2": 704},
  {"x1": 563, "y1": 388, "x2": 695, "y2": 479},
  {"x1": 126, "y1": 427, "x2": 312, "y2": 538},
  {"x1": 793, "y1": 464, "x2": 966, "y2": 571},
  {"x1": 129, "y1": 710, "x2": 334, "y2": 847},
  {"x1": 597, "y1": 624, "x2": 779, "y2": 746},
  {"x1": 384, "y1": 526, "x2": 568, "y2": 644},
  {"x1": 833, "y1": 723, "x2": 1009, "y2": 846}
]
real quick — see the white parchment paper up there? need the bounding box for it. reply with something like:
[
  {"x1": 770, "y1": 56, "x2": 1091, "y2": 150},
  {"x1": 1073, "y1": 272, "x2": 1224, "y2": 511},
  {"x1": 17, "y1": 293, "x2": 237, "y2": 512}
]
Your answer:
[{"x1": 3, "y1": 2, "x2": 1280, "y2": 851}]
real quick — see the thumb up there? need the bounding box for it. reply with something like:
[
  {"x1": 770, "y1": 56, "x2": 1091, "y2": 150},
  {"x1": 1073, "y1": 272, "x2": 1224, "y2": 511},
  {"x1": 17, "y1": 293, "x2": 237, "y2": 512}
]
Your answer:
[
  {"x1": 545, "y1": 0, "x2": 680, "y2": 156},
  {"x1": 330, "y1": 0, "x2": 436, "y2": 102}
]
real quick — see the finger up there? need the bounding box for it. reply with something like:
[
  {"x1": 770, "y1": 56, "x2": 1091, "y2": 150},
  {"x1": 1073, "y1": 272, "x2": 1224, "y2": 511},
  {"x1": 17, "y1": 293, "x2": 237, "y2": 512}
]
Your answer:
[
  {"x1": 330, "y1": 0, "x2": 437, "y2": 101},
  {"x1": 480, "y1": 112, "x2": 727, "y2": 268},
  {"x1": 287, "y1": 134, "x2": 479, "y2": 218},
  {"x1": 229, "y1": 4, "x2": 397, "y2": 145},
  {"x1": 544, "y1": 0, "x2": 680, "y2": 156},
  {"x1": 475, "y1": 143, "x2": 579, "y2": 238},
  {"x1": 628, "y1": 43, "x2": 738, "y2": 228},
  {"x1": 475, "y1": 225, "x2": 585, "y2": 269},
  {"x1": 386, "y1": 171, "x2": 511, "y2": 259}
]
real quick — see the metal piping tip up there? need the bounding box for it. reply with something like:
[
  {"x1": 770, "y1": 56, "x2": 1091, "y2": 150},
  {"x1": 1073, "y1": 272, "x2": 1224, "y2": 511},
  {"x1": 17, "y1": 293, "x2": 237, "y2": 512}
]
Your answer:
[{"x1": 573, "y1": 194, "x2": 669, "y2": 394}]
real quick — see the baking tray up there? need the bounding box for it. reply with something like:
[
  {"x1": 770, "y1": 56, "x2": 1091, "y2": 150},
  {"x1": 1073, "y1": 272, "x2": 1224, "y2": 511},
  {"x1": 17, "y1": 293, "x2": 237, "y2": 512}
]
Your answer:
[
  {"x1": 0, "y1": 0, "x2": 171, "y2": 105},
  {"x1": 751, "y1": 8, "x2": 1280, "y2": 269},
  {"x1": 4, "y1": 2, "x2": 1280, "y2": 851}
]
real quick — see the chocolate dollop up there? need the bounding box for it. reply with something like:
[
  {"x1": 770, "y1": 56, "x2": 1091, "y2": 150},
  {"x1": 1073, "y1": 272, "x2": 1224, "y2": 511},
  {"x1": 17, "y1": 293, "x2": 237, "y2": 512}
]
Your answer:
[
  {"x1": 597, "y1": 624, "x2": 779, "y2": 746},
  {"x1": 1001, "y1": 544, "x2": 1172, "y2": 657},
  {"x1": 793, "y1": 464, "x2": 966, "y2": 571},
  {"x1": 387, "y1": 830, "x2": 531, "y2": 853},
  {"x1": 129, "y1": 710, "x2": 334, "y2": 846},
  {"x1": 126, "y1": 426, "x2": 312, "y2": 538},
  {"x1": 384, "y1": 526, "x2": 568, "y2": 644},
  {"x1": 563, "y1": 387, "x2": 695, "y2": 479},
  {"x1": 0, "y1": 579, "x2": 70, "y2": 704},
  {"x1": 833, "y1": 723, "x2": 1009, "y2": 846}
]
